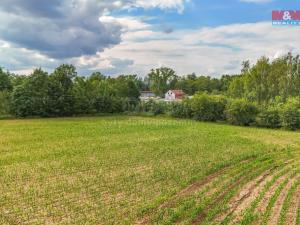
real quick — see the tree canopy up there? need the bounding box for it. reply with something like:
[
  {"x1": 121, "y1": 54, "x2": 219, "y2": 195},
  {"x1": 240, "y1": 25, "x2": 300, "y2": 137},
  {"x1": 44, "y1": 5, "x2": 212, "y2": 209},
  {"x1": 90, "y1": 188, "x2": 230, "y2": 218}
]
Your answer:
[{"x1": 1, "y1": 52, "x2": 300, "y2": 121}]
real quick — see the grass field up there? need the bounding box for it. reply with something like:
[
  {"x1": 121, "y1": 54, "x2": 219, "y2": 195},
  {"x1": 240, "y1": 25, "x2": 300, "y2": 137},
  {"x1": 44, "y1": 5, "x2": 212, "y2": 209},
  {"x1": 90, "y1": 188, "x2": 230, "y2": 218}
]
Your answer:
[{"x1": 1, "y1": 116, "x2": 300, "y2": 224}]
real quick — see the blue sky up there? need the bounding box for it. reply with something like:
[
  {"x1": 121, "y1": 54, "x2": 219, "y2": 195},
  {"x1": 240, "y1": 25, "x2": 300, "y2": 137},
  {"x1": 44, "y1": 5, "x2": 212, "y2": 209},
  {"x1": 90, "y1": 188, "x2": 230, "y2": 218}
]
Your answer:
[
  {"x1": 0, "y1": 0, "x2": 300, "y2": 76},
  {"x1": 116, "y1": 0, "x2": 300, "y2": 28}
]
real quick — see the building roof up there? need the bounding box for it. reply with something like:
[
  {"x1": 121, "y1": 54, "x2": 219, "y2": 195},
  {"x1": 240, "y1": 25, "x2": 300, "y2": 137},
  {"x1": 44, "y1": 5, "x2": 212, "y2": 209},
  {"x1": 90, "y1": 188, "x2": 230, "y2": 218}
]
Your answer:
[
  {"x1": 140, "y1": 91, "x2": 154, "y2": 93},
  {"x1": 169, "y1": 90, "x2": 186, "y2": 97}
]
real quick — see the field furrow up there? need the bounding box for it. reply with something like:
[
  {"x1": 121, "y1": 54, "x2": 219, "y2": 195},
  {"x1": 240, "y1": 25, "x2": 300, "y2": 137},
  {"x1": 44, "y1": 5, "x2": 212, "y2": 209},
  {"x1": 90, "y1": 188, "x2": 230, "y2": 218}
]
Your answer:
[{"x1": 1, "y1": 116, "x2": 300, "y2": 224}]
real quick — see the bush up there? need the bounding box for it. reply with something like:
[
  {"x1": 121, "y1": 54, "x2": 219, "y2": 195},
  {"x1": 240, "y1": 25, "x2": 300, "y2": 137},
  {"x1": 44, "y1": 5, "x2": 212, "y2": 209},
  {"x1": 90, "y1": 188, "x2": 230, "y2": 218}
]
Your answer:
[
  {"x1": 121, "y1": 98, "x2": 139, "y2": 112},
  {"x1": 169, "y1": 100, "x2": 193, "y2": 118},
  {"x1": 139, "y1": 100, "x2": 167, "y2": 115},
  {"x1": 280, "y1": 97, "x2": 300, "y2": 130},
  {"x1": 0, "y1": 91, "x2": 10, "y2": 115},
  {"x1": 10, "y1": 84, "x2": 34, "y2": 117},
  {"x1": 256, "y1": 107, "x2": 281, "y2": 128},
  {"x1": 225, "y1": 99, "x2": 258, "y2": 126},
  {"x1": 94, "y1": 96, "x2": 135, "y2": 113},
  {"x1": 191, "y1": 93, "x2": 226, "y2": 121}
]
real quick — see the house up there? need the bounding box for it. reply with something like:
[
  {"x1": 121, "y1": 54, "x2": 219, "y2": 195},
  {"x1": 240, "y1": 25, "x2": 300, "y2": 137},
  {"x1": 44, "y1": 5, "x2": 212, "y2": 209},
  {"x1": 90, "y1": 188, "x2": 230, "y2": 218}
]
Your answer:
[
  {"x1": 140, "y1": 91, "x2": 156, "y2": 100},
  {"x1": 165, "y1": 90, "x2": 186, "y2": 101}
]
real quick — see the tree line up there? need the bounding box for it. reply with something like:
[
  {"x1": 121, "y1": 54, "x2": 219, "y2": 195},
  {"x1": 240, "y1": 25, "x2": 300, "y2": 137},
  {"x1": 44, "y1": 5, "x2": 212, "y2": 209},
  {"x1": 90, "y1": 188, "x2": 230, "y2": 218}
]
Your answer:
[
  {"x1": 0, "y1": 64, "x2": 231, "y2": 117},
  {"x1": 1, "y1": 53, "x2": 300, "y2": 130},
  {"x1": 0, "y1": 65, "x2": 143, "y2": 117}
]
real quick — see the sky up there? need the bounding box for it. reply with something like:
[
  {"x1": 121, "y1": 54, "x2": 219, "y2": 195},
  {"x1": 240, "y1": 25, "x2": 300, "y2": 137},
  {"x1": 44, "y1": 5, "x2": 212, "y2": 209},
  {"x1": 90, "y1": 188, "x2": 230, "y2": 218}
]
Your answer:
[{"x1": 0, "y1": 0, "x2": 300, "y2": 77}]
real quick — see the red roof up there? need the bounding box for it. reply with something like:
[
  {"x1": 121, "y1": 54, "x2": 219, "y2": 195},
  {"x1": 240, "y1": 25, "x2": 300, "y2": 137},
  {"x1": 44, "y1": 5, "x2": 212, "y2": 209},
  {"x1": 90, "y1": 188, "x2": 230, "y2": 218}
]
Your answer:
[{"x1": 170, "y1": 90, "x2": 186, "y2": 98}]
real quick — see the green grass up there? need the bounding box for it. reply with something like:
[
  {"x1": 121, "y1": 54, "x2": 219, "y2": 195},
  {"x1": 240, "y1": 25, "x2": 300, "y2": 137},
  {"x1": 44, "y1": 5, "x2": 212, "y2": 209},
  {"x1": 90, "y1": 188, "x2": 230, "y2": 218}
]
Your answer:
[{"x1": 1, "y1": 116, "x2": 300, "y2": 224}]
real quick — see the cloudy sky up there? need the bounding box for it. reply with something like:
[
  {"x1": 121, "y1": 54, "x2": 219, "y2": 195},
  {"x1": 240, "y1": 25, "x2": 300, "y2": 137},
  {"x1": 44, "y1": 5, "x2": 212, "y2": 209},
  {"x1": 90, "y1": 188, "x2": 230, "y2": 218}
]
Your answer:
[{"x1": 0, "y1": 0, "x2": 300, "y2": 77}]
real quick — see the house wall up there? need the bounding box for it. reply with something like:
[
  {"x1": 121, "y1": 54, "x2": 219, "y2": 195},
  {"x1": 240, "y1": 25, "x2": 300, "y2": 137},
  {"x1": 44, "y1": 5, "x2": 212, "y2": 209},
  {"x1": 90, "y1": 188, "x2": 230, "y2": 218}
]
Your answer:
[{"x1": 165, "y1": 91, "x2": 175, "y2": 100}]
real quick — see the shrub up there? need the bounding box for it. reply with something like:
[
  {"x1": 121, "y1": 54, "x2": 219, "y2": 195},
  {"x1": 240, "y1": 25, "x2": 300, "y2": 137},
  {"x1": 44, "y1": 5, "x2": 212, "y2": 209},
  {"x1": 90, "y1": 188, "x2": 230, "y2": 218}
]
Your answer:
[
  {"x1": 139, "y1": 100, "x2": 167, "y2": 115},
  {"x1": 256, "y1": 107, "x2": 281, "y2": 128},
  {"x1": 169, "y1": 100, "x2": 193, "y2": 118},
  {"x1": 225, "y1": 99, "x2": 258, "y2": 126},
  {"x1": 280, "y1": 97, "x2": 300, "y2": 130},
  {"x1": 10, "y1": 84, "x2": 34, "y2": 117},
  {"x1": 0, "y1": 91, "x2": 10, "y2": 116},
  {"x1": 121, "y1": 98, "x2": 139, "y2": 112},
  {"x1": 191, "y1": 93, "x2": 226, "y2": 121}
]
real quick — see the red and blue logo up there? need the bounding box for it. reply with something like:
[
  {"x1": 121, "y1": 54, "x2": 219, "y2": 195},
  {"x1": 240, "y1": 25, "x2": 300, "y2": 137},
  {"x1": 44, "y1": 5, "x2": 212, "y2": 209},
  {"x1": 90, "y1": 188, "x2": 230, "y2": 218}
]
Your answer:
[{"x1": 272, "y1": 10, "x2": 300, "y2": 26}]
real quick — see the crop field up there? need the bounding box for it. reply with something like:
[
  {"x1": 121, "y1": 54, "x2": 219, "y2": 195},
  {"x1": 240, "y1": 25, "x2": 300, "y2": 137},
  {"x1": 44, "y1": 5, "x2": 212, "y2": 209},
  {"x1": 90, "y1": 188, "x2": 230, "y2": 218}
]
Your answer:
[{"x1": 1, "y1": 116, "x2": 300, "y2": 224}]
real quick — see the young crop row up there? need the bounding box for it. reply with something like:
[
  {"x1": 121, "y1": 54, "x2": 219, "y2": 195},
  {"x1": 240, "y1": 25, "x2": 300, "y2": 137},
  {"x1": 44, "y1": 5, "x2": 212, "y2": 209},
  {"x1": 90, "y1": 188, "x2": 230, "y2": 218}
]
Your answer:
[{"x1": 136, "y1": 150, "x2": 300, "y2": 224}]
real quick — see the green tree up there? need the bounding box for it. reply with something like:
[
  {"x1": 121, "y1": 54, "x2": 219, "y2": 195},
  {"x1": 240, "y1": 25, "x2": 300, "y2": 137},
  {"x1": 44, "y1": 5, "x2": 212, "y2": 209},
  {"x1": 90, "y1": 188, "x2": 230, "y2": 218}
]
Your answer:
[
  {"x1": 10, "y1": 68, "x2": 49, "y2": 117},
  {"x1": 148, "y1": 67, "x2": 177, "y2": 96},
  {"x1": 72, "y1": 77, "x2": 97, "y2": 114},
  {"x1": 0, "y1": 67, "x2": 12, "y2": 91},
  {"x1": 228, "y1": 76, "x2": 245, "y2": 98},
  {"x1": 191, "y1": 93, "x2": 226, "y2": 121},
  {"x1": 280, "y1": 97, "x2": 300, "y2": 130},
  {"x1": 175, "y1": 73, "x2": 197, "y2": 95},
  {"x1": 47, "y1": 64, "x2": 77, "y2": 116},
  {"x1": 0, "y1": 91, "x2": 10, "y2": 115},
  {"x1": 113, "y1": 75, "x2": 140, "y2": 100},
  {"x1": 225, "y1": 99, "x2": 258, "y2": 126},
  {"x1": 245, "y1": 57, "x2": 270, "y2": 104},
  {"x1": 90, "y1": 72, "x2": 106, "y2": 81}
]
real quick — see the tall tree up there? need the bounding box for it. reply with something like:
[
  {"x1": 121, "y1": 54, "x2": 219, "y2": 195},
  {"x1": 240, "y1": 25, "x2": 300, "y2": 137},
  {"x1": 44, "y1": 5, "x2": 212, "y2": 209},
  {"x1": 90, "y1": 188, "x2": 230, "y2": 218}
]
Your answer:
[
  {"x1": 148, "y1": 67, "x2": 177, "y2": 96},
  {"x1": 228, "y1": 76, "x2": 245, "y2": 98},
  {"x1": 113, "y1": 75, "x2": 140, "y2": 99},
  {"x1": 0, "y1": 67, "x2": 12, "y2": 91},
  {"x1": 10, "y1": 68, "x2": 49, "y2": 117},
  {"x1": 241, "y1": 57, "x2": 270, "y2": 104},
  {"x1": 47, "y1": 64, "x2": 77, "y2": 116}
]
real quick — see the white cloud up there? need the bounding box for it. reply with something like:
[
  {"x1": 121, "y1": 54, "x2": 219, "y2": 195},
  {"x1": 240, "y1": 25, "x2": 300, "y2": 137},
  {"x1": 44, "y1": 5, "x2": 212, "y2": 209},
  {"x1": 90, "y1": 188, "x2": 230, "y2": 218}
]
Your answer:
[
  {"x1": 99, "y1": 15, "x2": 150, "y2": 31},
  {"x1": 77, "y1": 21, "x2": 300, "y2": 77},
  {"x1": 0, "y1": 0, "x2": 188, "y2": 60},
  {"x1": 0, "y1": 0, "x2": 190, "y2": 75},
  {"x1": 101, "y1": 0, "x2": 190, "y2": 13},
  {"x1": 0, "y1": 39, "x2": 58, "y2": 75},
  {"x1": 1, "y1": 1, "x2": 299, "y2": 77},
  {"x1": 131, "y1": 0, "x2": 190, "y2": 13},
  {"x1": 2, "y1": 18, "x2": 300, "y2": 77}
]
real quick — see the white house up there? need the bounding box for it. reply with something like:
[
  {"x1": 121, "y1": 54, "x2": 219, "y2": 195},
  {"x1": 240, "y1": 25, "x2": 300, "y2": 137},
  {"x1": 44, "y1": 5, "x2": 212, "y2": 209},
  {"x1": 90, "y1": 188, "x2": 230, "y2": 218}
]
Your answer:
[{"x1": 165, "y1": 90, "x2": 186, "y2": 101}]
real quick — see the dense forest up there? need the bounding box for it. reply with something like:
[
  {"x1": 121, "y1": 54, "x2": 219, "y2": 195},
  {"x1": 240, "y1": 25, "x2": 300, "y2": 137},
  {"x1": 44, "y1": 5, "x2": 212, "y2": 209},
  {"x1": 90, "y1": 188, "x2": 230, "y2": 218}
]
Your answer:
[{"x1": 1, "y1": 53, "x2": 300, "y2": 130}]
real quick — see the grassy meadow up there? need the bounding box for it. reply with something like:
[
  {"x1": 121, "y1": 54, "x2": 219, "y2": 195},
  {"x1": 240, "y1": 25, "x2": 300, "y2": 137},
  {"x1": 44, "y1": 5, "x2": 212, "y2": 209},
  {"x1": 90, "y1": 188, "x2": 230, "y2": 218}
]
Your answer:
[{"x1": 1, "y1": 116, "x2": 300, "y2": 224}]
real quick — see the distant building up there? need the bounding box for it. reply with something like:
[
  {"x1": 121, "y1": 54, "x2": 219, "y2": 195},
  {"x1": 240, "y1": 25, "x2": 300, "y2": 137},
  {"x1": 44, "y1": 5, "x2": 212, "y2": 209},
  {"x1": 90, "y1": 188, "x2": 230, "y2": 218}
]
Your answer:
[
  {"x1": 165, "y1": 90, "x2": 186, "y2": 101},
  {"x1": 140, "y1": 91, "x2": 156, "y2": 100}
]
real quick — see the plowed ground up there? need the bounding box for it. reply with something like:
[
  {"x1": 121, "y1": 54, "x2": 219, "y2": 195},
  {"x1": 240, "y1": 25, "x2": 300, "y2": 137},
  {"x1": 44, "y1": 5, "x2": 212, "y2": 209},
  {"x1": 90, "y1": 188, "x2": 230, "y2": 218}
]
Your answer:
[{"x1": 1, "y1": 116, "x2": 300, "y2": 224}]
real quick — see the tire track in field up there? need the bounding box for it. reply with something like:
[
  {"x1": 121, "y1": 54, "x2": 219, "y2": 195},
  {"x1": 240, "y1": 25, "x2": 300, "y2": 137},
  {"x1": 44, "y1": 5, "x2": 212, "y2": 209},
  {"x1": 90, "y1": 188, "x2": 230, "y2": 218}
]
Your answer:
[
  {"x1": 213, "y1": 169, "x2": 273, "y2": 223},
  {"x1": 229, "y1": 169, "x2": 283, "y2": 224},
  {"x1": 266, "y1": 175, "x2": 299, "y2": 225},
  {"x1": 190, "y1": 162, "x2": 275, "y2": 225},
  {"x1": 255, "y1": 174, "x2": 290, "y2": 215},
  {"x1": 174, "y1": 160, "x2": 274, "y2": 225},
  {"x1": 215, "y1": 160, "x2": 295, "y2": 224},
  {"x1": 192, "y1": 160, "x2": 293, "y2": 225},
  {"x1": 134, "y1": 156, "x2": 257, "y2": 225},
  {"x1": 135, "y1": 167, "x2": 228, "y2": 225},
  {"x1": 226, "y1": 160, "x2": 300, "y2": 225},
  {"x1": 285, "y1": 184, "x2": 300, "y2": 225},
  {"x1": 251, "y1": 167, "x2": 297, "y2": 225},
  {"x1": 190, "y1": 176, "x2": 246, "y2": 225},
  {"x1": 163, "y1": 157, "x2": 258, "y2": 209},
  {"x1": 135, "y1": 158, "x2": 257, "y2": 225},
  {"x1": 191, "y1": 159, "x2": 295, "y2": 225}
]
